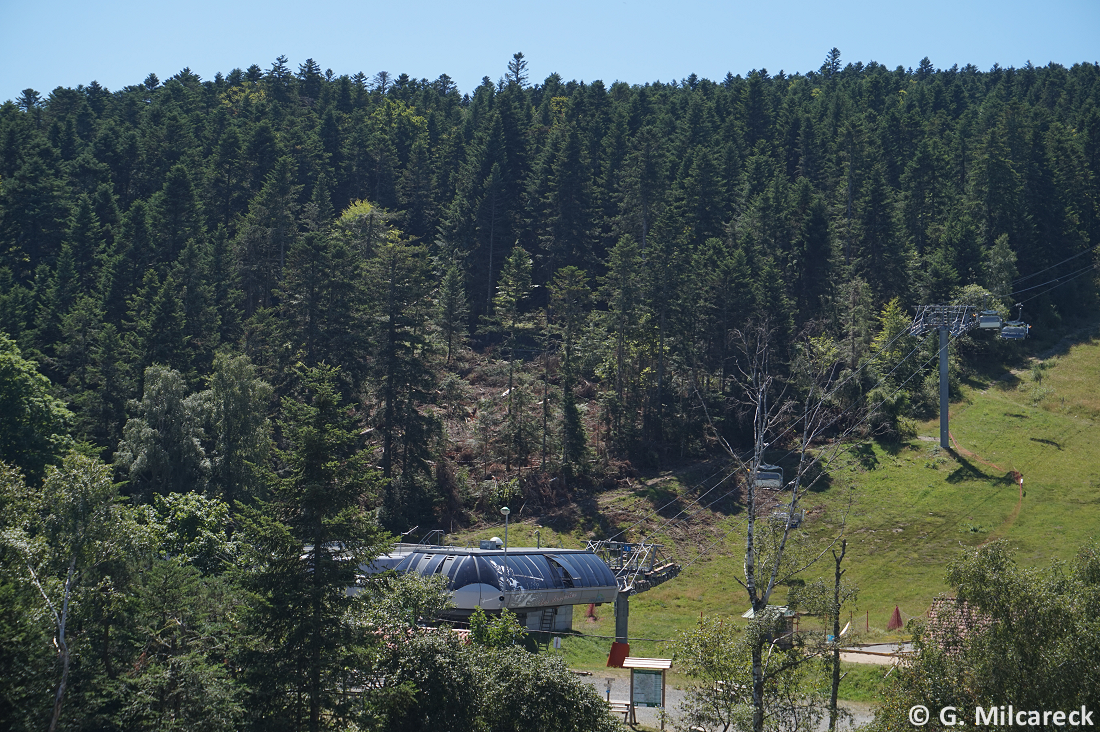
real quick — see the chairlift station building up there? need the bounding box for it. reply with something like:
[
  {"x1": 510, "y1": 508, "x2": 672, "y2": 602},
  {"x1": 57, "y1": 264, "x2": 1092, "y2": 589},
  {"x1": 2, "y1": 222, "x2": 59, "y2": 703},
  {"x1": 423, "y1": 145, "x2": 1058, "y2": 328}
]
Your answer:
[{"x1": 365, "y1": 541, "x2": 620, "y2": 633}]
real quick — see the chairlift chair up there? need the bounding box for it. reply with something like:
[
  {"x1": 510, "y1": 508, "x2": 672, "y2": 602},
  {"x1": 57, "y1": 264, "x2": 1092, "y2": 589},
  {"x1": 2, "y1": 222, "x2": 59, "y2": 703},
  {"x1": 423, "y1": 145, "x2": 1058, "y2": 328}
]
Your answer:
[
  {"x1": 978, "y1": 310, "x2": 1003, "y2": 329},
  {"x1": 753, "y1": 464, "x2": 784, "y2": 490},
  {"x1": 771, "y1": 508, "x2": 805, "y2": 528},
  {"x1": 1000, "y1": 303, "x2": 1029, "y2": 340},
  {"x1": 1000, "y1": 321, "x2": 1030, "y2": 340}
]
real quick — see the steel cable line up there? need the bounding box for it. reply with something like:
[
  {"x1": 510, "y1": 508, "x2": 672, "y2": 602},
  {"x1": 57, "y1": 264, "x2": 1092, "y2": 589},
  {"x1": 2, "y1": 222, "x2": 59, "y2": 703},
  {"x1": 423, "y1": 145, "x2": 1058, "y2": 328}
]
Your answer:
[
  {"x1": 728, "y1": 324, "x2": 928, "y2": 463},
  {"x1": 472, "y1": 298, "x2": 1006, "y2": 550},
  {"x1": 601, "y1": 460, "x2": 741, "y2": 543},
  {"x1": 678, "y1": 514, "x2": 750, "y2": 571},
  {"x1": 677, "y1": 337, "x2": 965, "y2": 575},
  {"x1": 602, "y1": 320, "x2": 932, "y2": 545},
  {"x1": 1014, "y1": 263, "x2": 1099, "y2": 305},
  {"x1": 434, "y1": 255, "x2": 1092, "y2": 548},
  {"x1": 657, "y1": 479, "x2": 747, "y2": 542},
  {"x1": 1006, "y1": 261, "x2": 1099, "y2": 298},
  {"x1": 757, "y1": 294, "x2": 1036, "y2": 484},
  {"x1": 639, "y1": 341, "x2": 931, "y2": 545},
  {"x1": 1008, "y1": 241, "x2": 1100, "y2": 287},
  {"x1": 419, "y1": 272, "x2": 1077, "y2": 557},
  {"x1": 813, "y1": 333, "x2": 970, "y2": 481},
  {"x1": 697, "y1": 340, "x2": 943, "y2": 541},
  {"x1": 522, "y1": 325, "x2": 932, "y2": 551},
  {"x1": 643, "y1": 313, "x2": 1100, "y2": 589}
]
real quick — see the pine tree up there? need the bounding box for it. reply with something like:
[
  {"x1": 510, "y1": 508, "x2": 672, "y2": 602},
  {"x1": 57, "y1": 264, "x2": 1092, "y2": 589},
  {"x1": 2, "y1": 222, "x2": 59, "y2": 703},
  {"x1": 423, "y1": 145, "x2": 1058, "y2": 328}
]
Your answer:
[
  {"x1": 64, "y1": 194, "x2": 104, "y2": 292},
  {"x1": 540, "y1": 123, "x2": 593, "y2": 270},
  {"x1": 615, "y1": 126, "x2": 666, "y2": 252},
  {"x1": 152, "y1": 164, "x2": 203, "y2": 263},
  {"x1": 599, "y1": 235, "x2": 643, "y2": 447},
  {"x1": 279, "y1": 186, "x2": 366, "y2": 386},
  {"x1": 367, "y1": 237, "x2": 439, "y2": 527},
  {"x1": 506, "y1": 52, "x2": 529, "y2": 88},
  {"x1": 435, "y1": 256, "x2": 468, "y2": 365},
  {"x1": 484, "y1": 246, "x2": 533, "y2": 470},
  {"x1": 550, "y1": 266, "x2": 592, "y2": 471},
  {"x1": 238, "y1": 364, "x2": 386, "y2": 732},
  {"x1": 235, "y1": 157, "x2": 302, "y2": 313},
  {"x1": 80, "y1": 323, "x2": 132, "y2": 454}
]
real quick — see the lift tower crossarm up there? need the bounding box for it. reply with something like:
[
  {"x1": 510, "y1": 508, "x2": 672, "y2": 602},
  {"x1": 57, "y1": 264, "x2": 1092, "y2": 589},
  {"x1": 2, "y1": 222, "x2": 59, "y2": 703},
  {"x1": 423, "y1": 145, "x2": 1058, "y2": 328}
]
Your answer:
[{"x1": 909, "y1": 305, "x2": 980, "y2": 338}]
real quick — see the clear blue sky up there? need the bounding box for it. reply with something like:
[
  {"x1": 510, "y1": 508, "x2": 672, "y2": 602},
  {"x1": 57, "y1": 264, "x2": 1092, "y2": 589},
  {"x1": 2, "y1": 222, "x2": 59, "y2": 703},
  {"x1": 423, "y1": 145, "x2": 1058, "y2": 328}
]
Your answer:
[{"x1": 2, "y1": 0, "x2": 1098, "y2": 103}]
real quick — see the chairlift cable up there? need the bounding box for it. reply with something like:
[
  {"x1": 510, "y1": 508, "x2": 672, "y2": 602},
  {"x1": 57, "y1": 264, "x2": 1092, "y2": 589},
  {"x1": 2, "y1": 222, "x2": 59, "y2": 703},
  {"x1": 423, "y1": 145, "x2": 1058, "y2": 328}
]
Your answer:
[
  {"x1": 1007, "y1": 261, "x2": 1099, "y2": 298},
  {"x1": 637, "y1": 340, "x2": 929, "y2": 544},
  {"x1": 1014, "y1": 263, "x2": 1099, "y2": 305},
  {"x1": 602, "y1": 461, "x2": 742, "y2": 543},
  {"x1": 682, "y1": 340, "x2": 964, "y2": 573},
  {"x1": 1008, "y1": 241, "x2": 1100, "y2": 287},
  {"x1": 627, "y1": 335, "x2": 967, "y2": 574},
  {"x1": 603, "y1": 320, "x2": 931, "y2": 544},
  {"x1": 649, "y1": 342, "x2": 931, "y2": 545}
]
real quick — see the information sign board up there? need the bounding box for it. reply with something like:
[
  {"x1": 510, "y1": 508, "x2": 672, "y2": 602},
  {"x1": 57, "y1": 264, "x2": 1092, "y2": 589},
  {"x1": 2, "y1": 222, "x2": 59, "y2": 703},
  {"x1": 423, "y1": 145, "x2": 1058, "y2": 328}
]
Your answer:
[{"x1": 631, "y1": 668, "x2": 664, "y2": 707}]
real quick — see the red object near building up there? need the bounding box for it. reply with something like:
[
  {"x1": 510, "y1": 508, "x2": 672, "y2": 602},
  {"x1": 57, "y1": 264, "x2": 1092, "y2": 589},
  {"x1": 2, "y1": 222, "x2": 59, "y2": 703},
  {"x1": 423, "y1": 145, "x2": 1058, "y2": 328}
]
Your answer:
[
  {"x1": 886, "y1": 605, "x2": 904, "y2": 631},
  {"x1": 607, "y1": 641, "x2": 630, "y2": 667}
]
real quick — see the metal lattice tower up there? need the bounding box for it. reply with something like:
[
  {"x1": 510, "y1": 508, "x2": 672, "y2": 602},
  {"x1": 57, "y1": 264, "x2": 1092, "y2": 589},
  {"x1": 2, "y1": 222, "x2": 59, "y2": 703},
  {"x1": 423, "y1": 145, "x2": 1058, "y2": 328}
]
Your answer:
[{"x1": 910, "y1": 305, "x2": 981, "y2": 449}]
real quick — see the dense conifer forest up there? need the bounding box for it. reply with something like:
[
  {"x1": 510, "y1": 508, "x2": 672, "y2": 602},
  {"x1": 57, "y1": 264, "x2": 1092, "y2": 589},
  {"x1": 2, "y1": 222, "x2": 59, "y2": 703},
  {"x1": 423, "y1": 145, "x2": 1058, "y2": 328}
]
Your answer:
[{"x1": 2, "y1": 50, "x2": 1099, "y2": 730}]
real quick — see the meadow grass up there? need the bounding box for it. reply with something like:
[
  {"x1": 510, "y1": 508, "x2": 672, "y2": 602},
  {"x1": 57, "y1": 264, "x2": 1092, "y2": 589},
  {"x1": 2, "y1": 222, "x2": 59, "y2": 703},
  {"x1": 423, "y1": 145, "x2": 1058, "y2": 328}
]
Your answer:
[{"x1": 445, "y1": 333, "x2": 1100, "y2": 692}]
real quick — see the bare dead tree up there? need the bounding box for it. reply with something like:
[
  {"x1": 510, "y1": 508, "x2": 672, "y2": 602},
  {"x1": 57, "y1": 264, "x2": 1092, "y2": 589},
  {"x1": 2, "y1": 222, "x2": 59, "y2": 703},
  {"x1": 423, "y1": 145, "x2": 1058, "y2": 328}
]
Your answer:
[{"x1": 708, "y1": 321, "x2": 849, "y2": 732}]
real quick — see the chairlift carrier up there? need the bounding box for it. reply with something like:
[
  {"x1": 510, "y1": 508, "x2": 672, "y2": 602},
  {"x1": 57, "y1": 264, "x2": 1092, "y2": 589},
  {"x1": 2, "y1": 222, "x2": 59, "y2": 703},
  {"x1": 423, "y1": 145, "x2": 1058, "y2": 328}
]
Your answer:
[
  {"x1": 978, "y1": 310, "x2": 1003, "y2": 329},
  {"x1": 753, "y1": 463, "x2": 784, "y2": 490},
  {"x1": 999, "y1": 303, "x2": 1030, "y2": 340}
]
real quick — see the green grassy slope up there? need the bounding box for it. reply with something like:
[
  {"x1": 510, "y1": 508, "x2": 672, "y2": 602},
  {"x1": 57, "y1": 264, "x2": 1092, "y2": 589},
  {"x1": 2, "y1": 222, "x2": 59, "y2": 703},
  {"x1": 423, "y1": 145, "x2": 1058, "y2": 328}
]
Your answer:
[
  {"x1": 447, "y1": 330, "x2": 1100, "y2": 677},
  {"x1": 810, "y1": 329, "x2": 1100, "y2": 630}
]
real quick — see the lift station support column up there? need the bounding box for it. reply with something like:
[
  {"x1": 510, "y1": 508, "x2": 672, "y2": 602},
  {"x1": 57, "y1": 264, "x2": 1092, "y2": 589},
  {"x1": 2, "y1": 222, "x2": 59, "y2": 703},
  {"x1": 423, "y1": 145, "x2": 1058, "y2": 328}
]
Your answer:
[{"x1": 615, "y1": 590, "x2": 629, "y2": 644}]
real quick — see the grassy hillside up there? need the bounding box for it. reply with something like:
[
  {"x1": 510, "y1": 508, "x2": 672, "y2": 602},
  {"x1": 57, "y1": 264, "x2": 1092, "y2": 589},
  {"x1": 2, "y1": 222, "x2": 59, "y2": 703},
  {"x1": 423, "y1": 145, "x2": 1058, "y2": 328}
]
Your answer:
[{"x1": 447, "y1": 326, "x2": 1100, "y2": 674}]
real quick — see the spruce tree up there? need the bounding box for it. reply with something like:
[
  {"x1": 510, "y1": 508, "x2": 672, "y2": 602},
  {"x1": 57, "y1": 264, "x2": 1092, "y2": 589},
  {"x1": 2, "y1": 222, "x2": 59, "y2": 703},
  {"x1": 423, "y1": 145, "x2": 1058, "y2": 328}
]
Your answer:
[
  {"x1": 238, "y1": 364, "x2": 386, "y2": 732},
  {"x1": 484, "y1": 246, "x2": 533, "y2": 470}
]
